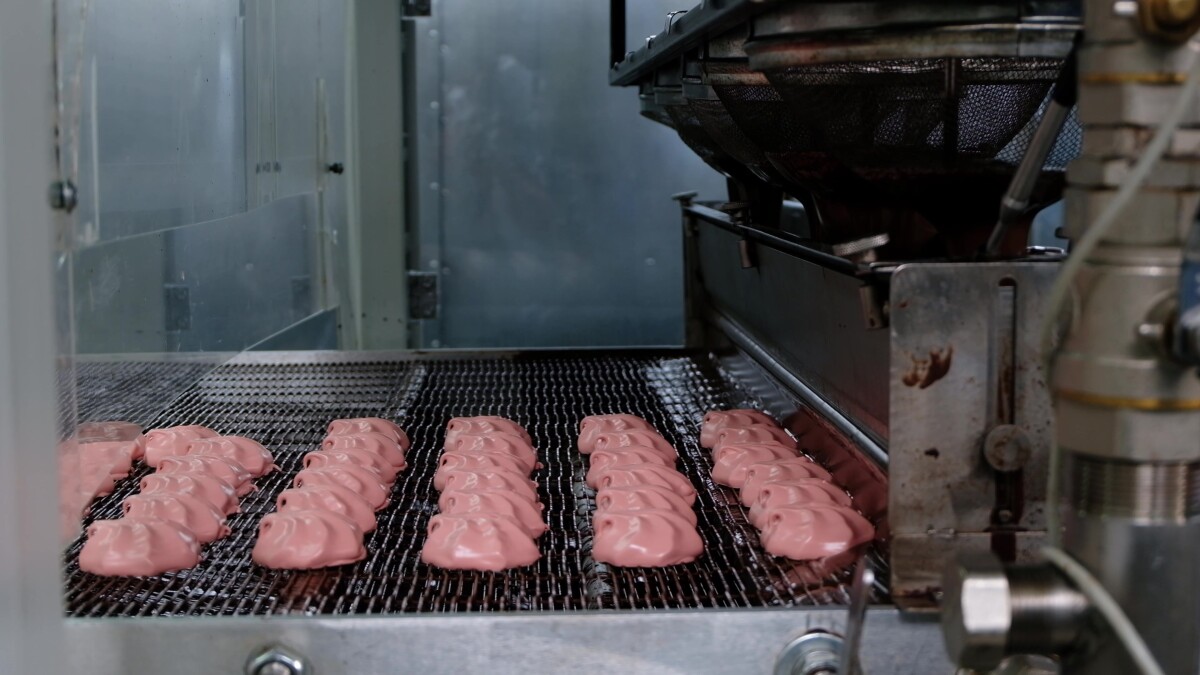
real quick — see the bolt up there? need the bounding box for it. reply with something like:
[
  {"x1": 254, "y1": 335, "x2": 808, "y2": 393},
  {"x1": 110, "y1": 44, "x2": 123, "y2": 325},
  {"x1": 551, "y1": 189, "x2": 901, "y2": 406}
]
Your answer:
[
  {"x1": 983, "y1": 425, "x2": 1033, "y2": 473},
  {"x1": 942, "y1": 553, "x2": 1012, "y2": 671},
  {"x1": 245, "y1": 644, "x2": 310, "y2": 675},
  {"x1": 48, "y1": 180, "x2": 78, "y2": 213}
]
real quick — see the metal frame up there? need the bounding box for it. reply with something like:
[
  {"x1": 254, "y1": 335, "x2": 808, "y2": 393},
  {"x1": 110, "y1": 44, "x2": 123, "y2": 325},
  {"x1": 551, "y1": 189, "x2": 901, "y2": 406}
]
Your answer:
[
  {"x1": 0, "y1": 0, "x2": 66, "y2": 672},
  {"x1": 64, "y1": 608, "x2": 949, "y2": 673}
]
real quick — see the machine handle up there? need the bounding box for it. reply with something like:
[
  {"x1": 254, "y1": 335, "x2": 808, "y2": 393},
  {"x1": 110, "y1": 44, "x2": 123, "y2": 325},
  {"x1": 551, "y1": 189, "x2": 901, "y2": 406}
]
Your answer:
[{"x1": 840, "y1": 557, "x2": 874, "y2": 675}]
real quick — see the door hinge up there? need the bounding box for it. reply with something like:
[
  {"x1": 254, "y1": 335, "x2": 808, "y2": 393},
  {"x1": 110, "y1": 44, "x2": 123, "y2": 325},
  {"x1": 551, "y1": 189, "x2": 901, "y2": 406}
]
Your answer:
[{"x1": 408, "y1": 271, "x2": 438, "y2": 320}]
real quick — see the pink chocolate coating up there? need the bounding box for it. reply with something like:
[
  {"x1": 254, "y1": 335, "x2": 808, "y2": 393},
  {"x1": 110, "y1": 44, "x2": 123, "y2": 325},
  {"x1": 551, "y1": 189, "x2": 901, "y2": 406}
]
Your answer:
[
  {"x1": 438, "y1": 489, "x2": 548, "y2": 538},
  {"x1": 140, "y1": 472, "x2": 239, "y2": 516},
  {"x1": 586, "y1": 446, "x2": 674, "y2": 489},
  {"x1": 593, "y1": 464, "x2": 697, "y2": 505},
  {"x1": 321, "y1": 432, "x2": 407, "y2": 470},
  {"x1": 445, "y1": 416, "x2": 531, "y2": 444},
  {"x1": 740, "y1": 458, "x2": 834, "y2": 506},
  {"x1": 438, "y1": 469, "x2": 539, "y2": 505},
  {"x1": 79, "y1": 441, "x2": 138, "y2": 477},
  {"x1": 595, "y1": 485, "x2": 698, "y2": 526},
  {"x1": 327, "y1": 418, "x2": 410, "y2": 451},
  {"x1": 252, "y1": 510, "x2": 366, "y2": 570},
  {"x1": 711, "y1": 443, "x2": 797, "y2": 488},
  {"x1": 76, "y1": 421, "x2": 144, "y2": 445},
  {"x1": 186, "y1": 436, "x2": 275, "y2": 478},
  {"x1": 420, "y1": 513, "x2": 541, "y2": 571},
  {"x1": 303, "y1": 448, "x2": 399, "y2": 483},
  {"x1": 578, "y1": 414, "x2": 653, "y2": 453},
  {"x1": 157, "y1": 455, "x2": 254, "y2": 496},
  {"x1": 79, "y1": 518, "x2": 201, "y2": 576},
  {"x1": 277, "y1": 485, "x2": 378, "y2": 533},
  {"x1": 446, "y1": 432, "x2": 539, "y2": 471},
  {"x1": 699, "y1": 409, "x2": 777, "y2": 448},
  {"x1": 748, "y1": 479, "x2": 852, "y2": 528},
  {"x1": 434, "y1": 452, "x2": 531, "y2": 490},
  {"x1": 122, "y1": 492, "x2": 230, "y2": 543},
  {"x1": 758, "y1": 504, "x2": 874, "y2": 560},
  {"x1": 138, "y1": 426, "x2": 219, "y2": 468},
  {"x1": 78, "y1": 466, "x2": 118, "y2": 505},
  {"x1": 592, "y1": 430, "x2": 676, "y2": 461},
  {"x1": 712, "y1": 425, "x2": 796, "y2": 452},
  {"x1": 293, "y1": 465, "x2": 391, "y2": 510},
  {"x1": 593, "y1": 509, "x2": 704, "y2": 567}
]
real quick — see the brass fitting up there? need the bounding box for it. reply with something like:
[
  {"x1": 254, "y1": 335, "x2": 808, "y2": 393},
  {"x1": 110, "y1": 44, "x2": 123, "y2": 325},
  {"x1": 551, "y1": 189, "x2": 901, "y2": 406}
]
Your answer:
[{"x1": 1139, "y1": 0, "x2": 1200, "y2": 42}]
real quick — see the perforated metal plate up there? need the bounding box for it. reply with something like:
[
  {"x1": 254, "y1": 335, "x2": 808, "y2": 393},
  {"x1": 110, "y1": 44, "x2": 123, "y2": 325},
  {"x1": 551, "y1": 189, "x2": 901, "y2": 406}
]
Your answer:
[{"x1": 64, "y1": 352, "x2": 884, "y2": 616}]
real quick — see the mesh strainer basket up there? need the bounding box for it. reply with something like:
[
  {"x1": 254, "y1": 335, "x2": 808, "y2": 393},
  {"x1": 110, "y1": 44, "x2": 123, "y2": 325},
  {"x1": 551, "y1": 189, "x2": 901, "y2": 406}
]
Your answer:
[{"x1": 762, "y1": 56, "x2": 1062, "y2": 179}]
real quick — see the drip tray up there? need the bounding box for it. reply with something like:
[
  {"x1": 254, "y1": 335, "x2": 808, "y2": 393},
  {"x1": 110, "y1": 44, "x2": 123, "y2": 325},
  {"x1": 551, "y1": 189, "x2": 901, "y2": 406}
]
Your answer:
[{"x1": 64, "y1": 351, "x2": 886, "y2": 617}]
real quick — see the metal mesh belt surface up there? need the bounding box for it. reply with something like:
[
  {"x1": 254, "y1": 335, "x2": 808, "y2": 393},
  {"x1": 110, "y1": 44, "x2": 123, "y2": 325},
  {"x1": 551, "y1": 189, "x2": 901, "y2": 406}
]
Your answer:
[{"x1": 64, "y1": 353, "x2": 885, "y2": 617}]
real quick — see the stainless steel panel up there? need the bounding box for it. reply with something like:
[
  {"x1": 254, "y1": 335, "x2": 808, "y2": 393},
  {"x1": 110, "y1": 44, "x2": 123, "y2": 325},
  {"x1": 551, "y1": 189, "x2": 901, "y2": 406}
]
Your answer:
[
  {"x1": 64, "y1": 609, "x2": 951, "y2": 674},
  {"x1": 889, "y1": 262, "x2": 1056, "y2": 608},
  {"x1": 412, "y1": 0, "x2": 727, "y2": 349},
  {"x1": 73, "y1": 0, "x2": 247, "y2": 243},
  {"x1": 73, "y1": 194, "x2": 321, "y2": 353},
  {"x1": 696, "y1": 223, "x2": 891, "y2": 443},
  {"x1": 0, "y1": 2, "x2": 66, "y2": 673}
]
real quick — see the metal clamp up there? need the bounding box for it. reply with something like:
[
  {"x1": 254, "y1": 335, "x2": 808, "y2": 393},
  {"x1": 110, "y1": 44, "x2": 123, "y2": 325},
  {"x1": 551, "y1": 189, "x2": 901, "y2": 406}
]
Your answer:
[
  {"x1": 245, "y1": 644, "x2": 312, "y2": 675},
  {"x1": 1173, "y1": 221, "x2": 1200, "y2": 366}
]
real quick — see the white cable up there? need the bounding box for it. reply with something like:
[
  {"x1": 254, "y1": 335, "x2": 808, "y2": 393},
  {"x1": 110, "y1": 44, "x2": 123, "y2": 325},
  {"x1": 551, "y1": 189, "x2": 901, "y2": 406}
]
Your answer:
[
  {"x1": 1040, "y1": 40, "x2": 1200, "y2": 544},
  {"x1": 1041, "y1": 547, "x2": 1167, "y2": 675}
]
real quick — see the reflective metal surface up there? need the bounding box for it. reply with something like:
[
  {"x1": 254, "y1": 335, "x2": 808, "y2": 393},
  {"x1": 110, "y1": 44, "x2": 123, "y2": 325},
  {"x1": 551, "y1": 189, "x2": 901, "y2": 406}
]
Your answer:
[
  {"x1": 72, "y1": 0, "x2": 247, "y2": 243},
  {"x1": 63, "y1": 0, "x2": 347, "y2": 356},
  {"x1": 889, "y1": 262, "x2": 1057, "y2": 608},
  {"x1": 73, "y1": 194, "x2": 321, "y2": 353},
  {"x1": 695, "y1": 219, "x2": 890, "y2": 442},
  {"x1": 410, "y1": 0, "x2": 726, "y2": 349},
  {"x1": 0, "y1": 2, "x2": 66, "y2": 672},
  {"x1": 65, "y1": 608, "x2": 950, "y2": 674}
]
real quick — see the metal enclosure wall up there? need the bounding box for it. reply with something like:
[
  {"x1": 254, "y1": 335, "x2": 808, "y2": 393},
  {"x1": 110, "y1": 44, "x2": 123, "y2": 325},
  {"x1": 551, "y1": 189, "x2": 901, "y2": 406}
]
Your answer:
[
  {"x1": 410, "y1": 0, "x2": 727, "y2": 349},
  {"x1": 0, "y1": 1, "x2": 66, "y2": 673},
  {"x1": 64, "y1": 0, "x2": 347, "y2": 353}
]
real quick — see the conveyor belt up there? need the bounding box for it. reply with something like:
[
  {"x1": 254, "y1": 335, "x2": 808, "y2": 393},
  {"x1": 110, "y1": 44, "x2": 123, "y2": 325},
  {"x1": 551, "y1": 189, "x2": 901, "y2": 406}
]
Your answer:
[{"x1": 64, "y1": 352, "x2": 886, "y2": 616}]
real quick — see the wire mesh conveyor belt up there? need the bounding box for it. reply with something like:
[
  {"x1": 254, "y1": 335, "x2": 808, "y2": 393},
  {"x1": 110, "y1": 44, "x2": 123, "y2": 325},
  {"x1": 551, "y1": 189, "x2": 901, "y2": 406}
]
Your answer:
[{"x1": 64, "y1": 352, "x2": 887, "y2": 616}]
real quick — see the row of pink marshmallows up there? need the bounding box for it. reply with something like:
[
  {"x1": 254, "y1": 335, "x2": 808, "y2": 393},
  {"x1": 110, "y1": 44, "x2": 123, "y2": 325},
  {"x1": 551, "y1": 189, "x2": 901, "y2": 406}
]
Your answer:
[
  {"x1": 420, "y1": 416, "x2": 546, "y2": 571},
  {"x1": 580, "y1": 414, "x2": 704, "y2": 567},
  {"x1": 251, "y1": 418, "x2": 410, "y2": 569},
  {"x1": 78, "y1": 424, "x2": 274, "y2": 576},
  {"x1": 703, "y1": 409, "x2": 873, "y2": 564}
]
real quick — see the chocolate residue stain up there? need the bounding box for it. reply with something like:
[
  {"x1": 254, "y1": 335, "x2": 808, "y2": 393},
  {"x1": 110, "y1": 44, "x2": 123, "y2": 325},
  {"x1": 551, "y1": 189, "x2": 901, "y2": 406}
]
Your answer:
[
  {"x1": 902, "y1": 346, "x2": 954, "y2": 389},
  {"x1": 924, "y1": 448, "x2": 940, "y2": 458}
]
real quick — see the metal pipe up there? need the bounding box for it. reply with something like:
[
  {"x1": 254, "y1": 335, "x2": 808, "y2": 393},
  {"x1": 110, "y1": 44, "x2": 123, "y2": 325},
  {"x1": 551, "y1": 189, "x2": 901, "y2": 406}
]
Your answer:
[
  {"x1": 984, "y1": 46, "x2": 1078, "y2": 260},
  {"x1": 685, "y1": 204, "x2": 864, "y2": 277}
]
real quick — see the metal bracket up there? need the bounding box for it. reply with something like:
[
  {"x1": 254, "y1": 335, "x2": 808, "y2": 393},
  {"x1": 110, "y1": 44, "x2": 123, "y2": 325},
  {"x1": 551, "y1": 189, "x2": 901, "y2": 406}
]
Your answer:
[
  {"x1": 408, "y1": 270, "x2": 439, "y2": 320},
  {"x1": 403, "y1": 0, "x2": 431, "y2": 17},
  {"x1": 164, "y1": 284, "x2": 192, "y2": 332}
]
